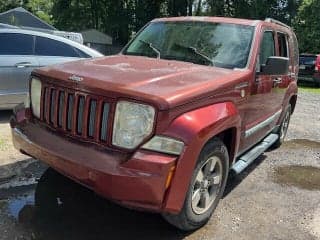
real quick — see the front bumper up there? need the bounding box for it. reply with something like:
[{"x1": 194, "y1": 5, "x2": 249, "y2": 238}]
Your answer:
[{"x1": 11, "y1": 115, "x2": 177, "y2": 212}]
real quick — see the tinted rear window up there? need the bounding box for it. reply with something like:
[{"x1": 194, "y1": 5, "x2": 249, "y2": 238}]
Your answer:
[
  {"x1": 299, "y1": 56, "x2": 316, "y2": 65},
  {"x1": 35, "y1": 36, "x2": 81, "y2": 57},
  {"x1": 0, "y1": 33, "x2": 34, "y2": 55}
]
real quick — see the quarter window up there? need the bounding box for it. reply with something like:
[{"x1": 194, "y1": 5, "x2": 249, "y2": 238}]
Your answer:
[
  {"x1": 277, "y1": 32, "x2": 289, "y2": 58},
  {"x1": 0, "y1": 33, "x2": 34, "y2": 55},
  {"x1": 35, "y1": 36, "x2": 80, "y2": 57}
]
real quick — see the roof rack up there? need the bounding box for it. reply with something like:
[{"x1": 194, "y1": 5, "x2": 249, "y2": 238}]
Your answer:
[{"x1": 265, "y1": 18, "x2": 290, "y2": 29}]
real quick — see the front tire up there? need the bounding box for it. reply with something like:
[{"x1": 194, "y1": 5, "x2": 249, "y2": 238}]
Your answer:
[{"x1": 162, "y1": 138, "x2": 229, "y2": 231}]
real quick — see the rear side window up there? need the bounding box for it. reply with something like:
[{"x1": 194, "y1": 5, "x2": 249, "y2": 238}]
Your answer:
[
  {"x1": 260, "y1": 31, "x2": 275, "y2": 65},
  {"x1": 277, "y1": 32, "x2": 289, "y2": 57},
  {"x1": 0, "y1": 33, "x2": 34, "y2": 55},
  {"x1": 35, "y1": 36, "x2": 81, "y2": 57}
]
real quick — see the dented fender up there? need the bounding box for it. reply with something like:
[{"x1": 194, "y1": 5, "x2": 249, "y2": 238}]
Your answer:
[{"x1": 161, "y1": 102, "x2": 241, "y2": 213}]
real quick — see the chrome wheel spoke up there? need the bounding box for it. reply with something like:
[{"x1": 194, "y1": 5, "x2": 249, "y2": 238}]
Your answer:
[
  {"x1": 204, "y1": 157, "x2": 217, "y2": 175},
  {"x1": 196, "y1": 169, "x2": 205, "y2": 184},
  {"x1": 199, "y1": 190, "x2": 210, "y2": 209},
  {"x1": 192, "y1": 189, "x2": 201, "y2": 207}
]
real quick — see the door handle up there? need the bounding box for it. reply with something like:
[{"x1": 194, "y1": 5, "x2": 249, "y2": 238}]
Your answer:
[
  {"x1": 273, "y1": 77, "x2": 282, "y2": 83},
  {"x1": 15, "y1": 62, "x2": 32, "y2": 68}
]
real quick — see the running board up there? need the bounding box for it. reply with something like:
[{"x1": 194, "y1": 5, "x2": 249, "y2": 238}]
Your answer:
[{"x1": 231, "y1": 133, "x2": 279, "y2": 174}]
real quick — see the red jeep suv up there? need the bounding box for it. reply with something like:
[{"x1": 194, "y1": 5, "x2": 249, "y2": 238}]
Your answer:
[{"x1": 11, "y1": 17, "x2": 298, "y2": 231}]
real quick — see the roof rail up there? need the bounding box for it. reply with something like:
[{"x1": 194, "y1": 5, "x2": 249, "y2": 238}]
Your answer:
[{"x1": 265, "y1": 18, "x2": 290, "y2": 29}]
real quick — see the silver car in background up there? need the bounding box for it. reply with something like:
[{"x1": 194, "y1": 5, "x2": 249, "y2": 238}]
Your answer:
[{"x1": 0, "y1": 28, "x2": 103, "y2": 110}]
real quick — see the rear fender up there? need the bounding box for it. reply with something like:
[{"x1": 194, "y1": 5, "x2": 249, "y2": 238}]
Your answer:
[{"x1": 162, "y1": 102, "x2": 241, "y2": 213}]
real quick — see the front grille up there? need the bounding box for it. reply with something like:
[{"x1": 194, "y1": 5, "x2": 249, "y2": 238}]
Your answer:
[{"x1": 40, "y1": 84, "x2": 111, "y2": 144}]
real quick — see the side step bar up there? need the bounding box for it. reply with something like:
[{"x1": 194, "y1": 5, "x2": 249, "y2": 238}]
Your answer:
[{"x1": 231, "y1": 133, "x2": 279, "y2": 174}]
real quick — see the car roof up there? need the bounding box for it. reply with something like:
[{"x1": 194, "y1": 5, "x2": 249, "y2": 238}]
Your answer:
[
  {"x1": 0, "y1": 28, "x2": 103, "y2": 57},
  {"x1": 151, "y1": 16, "x2": 260, "y2": 26}
]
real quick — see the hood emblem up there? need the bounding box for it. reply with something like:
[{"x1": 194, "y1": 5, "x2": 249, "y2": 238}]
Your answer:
[{"x1": 69, "y1": 75, "x2": 83, "y2": 82}]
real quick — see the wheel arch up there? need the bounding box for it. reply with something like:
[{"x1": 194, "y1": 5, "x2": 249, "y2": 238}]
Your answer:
[{"x1": 162, "y1": 102, "x2": 241, "y2": 213}]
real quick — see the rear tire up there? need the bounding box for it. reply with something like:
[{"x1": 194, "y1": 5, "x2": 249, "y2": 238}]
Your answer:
[
  {"x1": 273, "y1": 104, "x2": 291, "y2": 148},
  {"x1": 162, "y1": 138, "x2": 229, "y2": 231}
]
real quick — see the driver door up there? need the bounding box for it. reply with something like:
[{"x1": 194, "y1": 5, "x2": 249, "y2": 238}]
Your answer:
[{"x1": 239, "y1": 29, "x2": 282, "y2": 152}]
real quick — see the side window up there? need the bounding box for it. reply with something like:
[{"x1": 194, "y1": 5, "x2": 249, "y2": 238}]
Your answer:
[
  {"x1": 260, "y1": 31, "x2": 275, "y2": 66},
  {"x1": 0, "y1": 33, "x2": 34, "y2": 55},
  {"x1": 74, "y1": 48, "x2": 91, "y2": 58},
  {"x1": 277, "y1": 32, "x2": 289, "y2": 58},
  {"x1": 35, "y1": 36, "x2": 80, "y2": 57}
]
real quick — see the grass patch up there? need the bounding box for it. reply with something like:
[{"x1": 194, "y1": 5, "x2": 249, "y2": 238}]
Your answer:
[
  {"x1": 298, "y1": 86, "x2": 320, "y2": 94},
  {"x1": 0, "y1": 138, "x2": 8, "y2": 151}
]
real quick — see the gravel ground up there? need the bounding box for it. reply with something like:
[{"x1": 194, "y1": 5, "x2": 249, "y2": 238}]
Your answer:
[{"x1": 0, "y1": 90, "x2": 319, "y2": 240}]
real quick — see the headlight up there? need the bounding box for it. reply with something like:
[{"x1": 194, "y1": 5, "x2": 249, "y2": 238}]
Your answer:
[
  {"x1": 112, "y1": 101, "x2": 155, "y2": 149},
  {"x1": 142, "y1": 136, "x2": 184, "y2": 155},
  {"x1": 30, "y1": 78, "x2": 42, "y2": 118}
]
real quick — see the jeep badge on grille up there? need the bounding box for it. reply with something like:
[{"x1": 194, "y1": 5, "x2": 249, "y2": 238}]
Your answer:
[{"x1": 69, "y1": 75, "x2": 83, "y2": 82}]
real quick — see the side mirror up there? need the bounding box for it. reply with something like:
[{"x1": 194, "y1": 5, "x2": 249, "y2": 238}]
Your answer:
[{"x1": 260, "y1": 56, "x2": 289, "y2": 75}]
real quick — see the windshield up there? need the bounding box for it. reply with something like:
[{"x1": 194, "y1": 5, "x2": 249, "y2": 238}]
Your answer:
[{"x1": 124, "y1": 21, "x2": 255, "y2": 69}]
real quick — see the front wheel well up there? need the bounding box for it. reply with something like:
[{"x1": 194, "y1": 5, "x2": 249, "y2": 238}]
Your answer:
[{"x1": 205, "y1": 127, "x2": 237, "y2": 168}]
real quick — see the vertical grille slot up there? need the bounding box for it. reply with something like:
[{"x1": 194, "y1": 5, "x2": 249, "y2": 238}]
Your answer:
[
  {"x1": 88, "y1": 100, "x2": 97, "y2": 137},
  {"x1": 58, "y1": 91, "x2": 65, "y2": 127},
  {"x1": 67, "y1": 94, "x2": 74, "y2": 131},
  {"x1": 100, "y1": 103, "x2": 110, "y2": 141},
  {"x1": 77, "y1": 96, "x2": 85, "y2": 134},
  {"x1": 50, "y1": 89, "x2": 56, "y2": 124}
]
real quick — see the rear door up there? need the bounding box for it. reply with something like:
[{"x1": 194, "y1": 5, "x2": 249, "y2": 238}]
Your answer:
[
  {"x1": 273, "y1": 31, "x2": 291, "y2": 106},
  {"x1": 0, "y1": 32, "x2": 39, "y2": 109},
  {"x1": 35, "y1": 36, "x2": 85, "y2": 67}
]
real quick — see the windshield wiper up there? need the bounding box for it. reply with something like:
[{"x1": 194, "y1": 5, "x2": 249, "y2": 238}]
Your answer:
[
  {"x1": 139, "y1": 40, "x2": 161, "y2": 59},
  {"x1": 174, "y1": 43, "x2": 214, "y2": 66}
]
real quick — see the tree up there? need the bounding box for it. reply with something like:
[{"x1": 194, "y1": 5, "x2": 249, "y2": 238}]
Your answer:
[
  {"x1": 0, "y1": 0, "x2": 53, "y2": 24},
  {"x1": 294, "y1": 0, "x2": 320, "y2": 53}
]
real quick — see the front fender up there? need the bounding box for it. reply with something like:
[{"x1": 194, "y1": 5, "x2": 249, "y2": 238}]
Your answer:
[{"x1": 162, "y1": 102, "x2": 241, "y2": 213}]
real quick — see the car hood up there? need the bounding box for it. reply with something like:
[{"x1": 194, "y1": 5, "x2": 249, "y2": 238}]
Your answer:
[{"x1": 34, "y1": 55, "x2": 250, "y2": 110}]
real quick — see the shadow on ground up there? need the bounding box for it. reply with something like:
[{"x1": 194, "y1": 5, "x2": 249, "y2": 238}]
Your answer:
[
  {"x1": 7, "y1": 168, "x2": 188, "y2": 240},
  {"x1": 1, "y1": 152, "x2": 268, "y2": 240},
  {"x1": 0, "y1": 110, "x2": 12, "y2": 124}
]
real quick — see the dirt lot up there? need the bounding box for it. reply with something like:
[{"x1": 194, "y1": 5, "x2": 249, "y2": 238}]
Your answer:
[{"x1": 0, "y1": 90, "x2": 319, "y2": 240}]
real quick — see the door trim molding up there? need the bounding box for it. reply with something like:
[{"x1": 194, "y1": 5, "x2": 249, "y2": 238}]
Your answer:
[{"x1": 245, "y1": 109, "x2": 282, "y2": 138}]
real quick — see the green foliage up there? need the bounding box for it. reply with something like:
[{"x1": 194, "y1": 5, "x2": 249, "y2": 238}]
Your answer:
[
  {"x1": 0, "y1": 0, "x2": 53, "y2": 24},
  {"x1": 294, "y1": 0, "x2": 320, "y2": 53},
  {"x1": 1, "y1": 0, "x2": 318, "y2": 54},
  {"x1": 26, "y1": 0, "x2": 53, "y2": 24}
]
